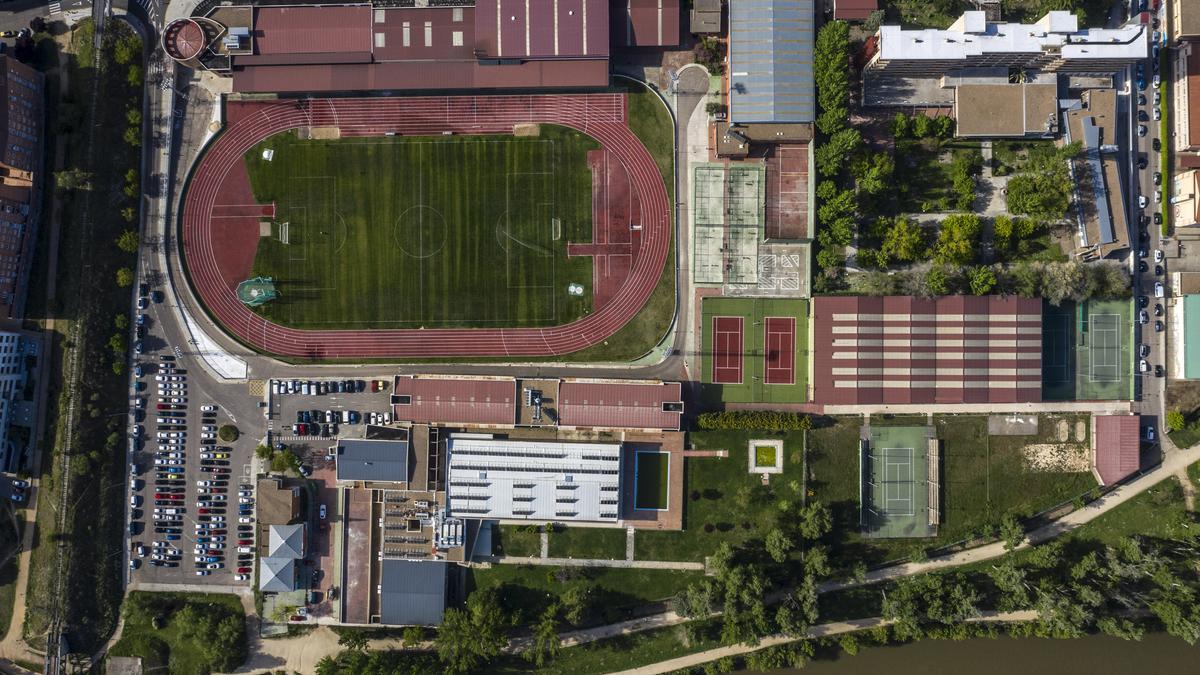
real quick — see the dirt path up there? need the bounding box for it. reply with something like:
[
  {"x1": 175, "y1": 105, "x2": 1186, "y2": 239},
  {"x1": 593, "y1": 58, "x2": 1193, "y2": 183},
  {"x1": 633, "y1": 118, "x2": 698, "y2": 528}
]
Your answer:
[{"x1": 1174, "y1": 466, "x2": 1196, "y2": 512}]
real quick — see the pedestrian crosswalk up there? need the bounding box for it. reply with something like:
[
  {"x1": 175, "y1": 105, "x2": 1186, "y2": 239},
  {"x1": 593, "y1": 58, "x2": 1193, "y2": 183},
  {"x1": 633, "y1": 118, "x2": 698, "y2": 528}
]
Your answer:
[{"x1": 48, "y1": 1, "x2": 61, "y2": 15}]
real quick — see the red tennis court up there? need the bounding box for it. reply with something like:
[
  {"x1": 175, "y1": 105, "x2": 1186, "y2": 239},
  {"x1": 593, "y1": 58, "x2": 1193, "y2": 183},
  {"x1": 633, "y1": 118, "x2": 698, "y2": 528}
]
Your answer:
[
  {"x1": 711, "y1": 316, "x2": 744, "y2": 384},
  {"x1": 764, "y1": 316, "x2": 796, "y2": 385}
]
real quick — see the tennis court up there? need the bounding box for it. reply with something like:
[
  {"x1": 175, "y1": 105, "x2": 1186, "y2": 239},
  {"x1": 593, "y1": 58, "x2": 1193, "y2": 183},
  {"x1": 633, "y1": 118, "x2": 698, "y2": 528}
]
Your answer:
[
  {"x1": 1044, "y1": 299, "x2": 1134, "y2": 401},
  {"x1": 764, "y1": 317, "x2": 796, "y2": 385},
  {"x1": 700, "y1": 297, "x2": 809, "y2": 404},
  {"x1": 861, "y1": 425, "x2": 936, "y2": 539},
  {"x1": 712, "y1": 316, "x2": 744, "y2": 384}
]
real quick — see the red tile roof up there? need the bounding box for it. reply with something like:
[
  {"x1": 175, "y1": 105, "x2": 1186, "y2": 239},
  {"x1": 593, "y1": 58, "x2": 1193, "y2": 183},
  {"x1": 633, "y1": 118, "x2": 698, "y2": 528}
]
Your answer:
[
  {"x1": 615, "y1": 0, "x2": 680, "y2": 47},
  {"x1": 1094, "y1": 415, "x2": 1141, "y2": 485},
  {"x1": 559, "y1": 380, "x2": 682, "y2": 430},
  {"x1": 392, "y1": 376, "x2": 516, "y2": 426},
  {"x1": 812, "y1": 296, "x2": 1043, "y2": 405},
  {"x1": 475, "y1": 0, "x2": 609, "y2": 59},
  {"x1": 1187, "y1": 46, "x2": 1200, "y2": 152},
  {"x1": 253, "y1": 6, "x2": 373, "y2": 55},
  {"x1": 834, "y1": 0, "x2": 878, "y2": 20},
  {"x1": 232, "y1": 58, "x2": 609, "y2": 93}
]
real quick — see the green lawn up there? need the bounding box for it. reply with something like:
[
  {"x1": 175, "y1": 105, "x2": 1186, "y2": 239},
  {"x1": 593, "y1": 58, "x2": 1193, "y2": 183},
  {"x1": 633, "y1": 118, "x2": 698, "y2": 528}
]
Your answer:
[
  {"x1": 548, "y1": 526, "x2": 627, "y2": 560},
  {"x1": 894, "y1": 139, "x2": 981, "y2": 213},
  {"x1": 468, "y1": 565, "x2": 700, "y2": 627},
  {"x1": 991, "y1": 140, "x2": 1056, "y2": 176},
  {"x1": 634, "y1": 451, "x2": 670, "y2": 510},
  {"x1": 634, "y1": 430, "x2": 806, "y2": 562},
  {"x1": 807, "y1": 415, "x2": 1098, "y2": 569},
  {"x1": 108, "y1": 592, "x2": 247, "y2": 674},
  {"x1": 753, "y1": 445, "x2": 777, "y2": 468},
  {"x1": 494, "y1": 525, "x2": 542, "y2": 558},
  {"x1": 244, "y1": 126, "x2": 596, "y2": 329}
]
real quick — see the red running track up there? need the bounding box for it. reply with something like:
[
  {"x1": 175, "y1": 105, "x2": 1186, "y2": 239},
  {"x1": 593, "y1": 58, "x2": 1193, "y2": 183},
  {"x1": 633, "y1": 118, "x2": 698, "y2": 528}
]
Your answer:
[{"x1": 181, "y1": 94, "x2": 671, "y2": 358}]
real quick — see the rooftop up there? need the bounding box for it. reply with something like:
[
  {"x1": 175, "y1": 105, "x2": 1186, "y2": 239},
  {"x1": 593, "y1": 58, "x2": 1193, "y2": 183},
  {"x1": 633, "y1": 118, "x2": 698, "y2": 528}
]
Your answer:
[
  {"x1": 393, "y1": 375, "x2": 515, "y2": 426},
  {"x1": 812, "y1": 295, "x2": 1044, "y2": 405},
  {"x1": 614, "y1": 0, "x2": 680, "y2": 47},
  {"x1": 1184, "y1": 295, "x2": 1200, "y2": 380},
  {"x1": 473, "y1": 0, "x2": 608, "y2": 59},
  {"x1": 259, "y1": 556, "x2": 296, "y2": 593},
  {"x1": 558, "y1": 380, "x2": 683, "y2": 431},
  {"x1": 380, "y1": 559, "x2": 448, "y2": 626},
  {"x1": 446, "y1": 437, "x2": 622, "y2": 522},
  {"x1": 875, "y1": 11, "x2": 1148, "y2": 63},
  {"x1": 268, "y1": 523, "x2": 305, "y2": 559},
  {"x1": 336, "y1": 438, "x2": 412, "y2": 484},
  {"x1": 729, "y1": 0, "x2": 815, "y2": 124},
  {"x1": 1092, "y1": 414, "x2": 1140, "y2": 485},
  {"x1": 953, "y1": 82, "x2": 1058, "y2": 137},
  {"x1": 834, "y1": 0, "x2": 878, "y2": 21}
]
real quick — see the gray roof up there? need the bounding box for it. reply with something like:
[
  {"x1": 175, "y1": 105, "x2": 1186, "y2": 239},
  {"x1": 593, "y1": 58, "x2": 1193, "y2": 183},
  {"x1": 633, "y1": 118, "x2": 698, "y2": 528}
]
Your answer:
[
  {"x1": 336, "y1": 438, "x2": 410, "y2": 483},
  {"x1": 729, "y1": 0, "x2": 815, "y2": 124},
  {"x1": 380, "y1": 559, "x2": 448, "y2": 626},
  {"x1": 260, "y1": 556, "x2": 296, "y2": 593},
  {"x1": 268, "y1": 523, "x2": 305, "y2": 559}
]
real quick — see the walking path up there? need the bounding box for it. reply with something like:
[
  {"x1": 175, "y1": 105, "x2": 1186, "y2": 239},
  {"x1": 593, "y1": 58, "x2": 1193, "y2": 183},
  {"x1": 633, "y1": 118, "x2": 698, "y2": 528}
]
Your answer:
[
  {"x1": 1173, "y1": 465, "x2": 1196, "y2": 511},
  {"x1": 611, "y1": 611, "x2": 1039, "y2": 675},
  {"x1": 476, "y1": 555, "x2": 704, "y2": 571},
  {"x1": 625, "y1": 527, "x2": 635, "y2": 561},
  {"x1": 539, "y1": 530, "x2": 549, "y2": 558}
]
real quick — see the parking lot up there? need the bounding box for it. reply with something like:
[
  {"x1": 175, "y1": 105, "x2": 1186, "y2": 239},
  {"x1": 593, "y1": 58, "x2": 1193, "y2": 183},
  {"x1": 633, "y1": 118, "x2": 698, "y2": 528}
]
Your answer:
[{"x1": 270, "y1": 377, "x2": 395, "y2": 446}]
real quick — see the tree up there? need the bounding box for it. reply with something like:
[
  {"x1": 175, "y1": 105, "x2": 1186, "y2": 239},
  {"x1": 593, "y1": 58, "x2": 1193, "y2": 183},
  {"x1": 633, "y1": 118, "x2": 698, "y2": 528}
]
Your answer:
[
  {"x1": 116, "y1": 230, "x2": 139, "y2": 253},
  {"x1": 338, "y1": 629, "x2": 369, "y2": 651},
  {"x1": 765, "y1": 528, "x2": 794, "y2": 564},
  {"x1": 934, "y1": 115, "x2": 955, "y2": 139},
  {"x1": 854, "y1": 153, "x2": 895, "y2": 199},
  {"x1": 116, "y1": 267, "x2": 134, "y2": 287},
  {"x1": 881, "y1": 217, "x2": 925, "y2": 263},
  {"x1": 815, "y1": 128, "x2": 863, "y2": 177},
  {"x1": 114, "y1": 35, "x2": 141, "y2": 65},
  {"x1": 122, "y1": 206, "x2": 137, "y2": 223},
  {"x1": 673, "y1": 578, "x2": 719, "y2": 618},
  {"x1": 775, "y1": 579, "x2": 819, "y2": 637},
  {"x1": 933, "y1": 214, "x2": 981, "y2": 265},
  {"x1": 524, "y1": 604, "x2": 562, "y2": 666},
  {"x1": 114, "y1": 313, "x2": 128, "y2": 329},
  {"x1": 437, "y1": 588, "x2": 508, "y2": 674},
  {"x1": 797, "y1": 501, "x2": 832, "y2": 541},
  {"x1": 127, "y1": 65, "x2": 143, "y2": 87},
  {"x1": 127, "y1": 107, "x2": 142, "y2": 126},
  {"x1": 55, "y1": 168, "x2": 92, "y2": 192},
  {"x1": 1167, "y1": 409, "x2": 1186, "y2": 432},
  {"x1": 890, "y1": 112, "x2": 910, "y2": 139},
  {"x1": 315, "y1": 655, "x2": 338, "y2": 675},
  {"x1": 999, "y1": 512, "x2": 1024, "y2": 551},
  {"x1": 969, "y1": 266, "x2": 997, "y2": 295},
  {"x1": 218, "y1": 424, "x2": 240, "y2": 442},
  {"x1": 719, "y1": 565, "x2": 771, "y2": 645},
  {"x1": 254, "y1": 444, "x2": 274, "y2": 461},
  {"x1": 402, "y1": 626, "x2": 425, "y2": 648},
  {"x1": 912, "y1": 114, "x2": 933, "y2": 138},
  {"x1": 992, "y1": 214, "x2": 1015, "y2": 256},
  {"x1": 816, "y1": 244, "x2": 845, "y2": 271},
  {"x1": 813, "y1": 21, "x2": 850, "y2": 134},
  {"x1": 124, "y1": 126, "x2": 141, "y2": 147},
  {"x1": 561, "y1": 584, "x2": 591, "y2": 625}
]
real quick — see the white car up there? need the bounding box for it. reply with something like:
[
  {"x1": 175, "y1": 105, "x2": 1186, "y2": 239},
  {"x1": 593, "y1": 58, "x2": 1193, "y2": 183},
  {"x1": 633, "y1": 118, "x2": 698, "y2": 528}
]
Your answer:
[
  {"x1": 237, "y1": 546, "x2": 253, "y2": 553},
  {"x1": 1145, "y1": 426, "x2": 1156, "y2": 441},
  {"x1": 1155, "y1": 190, "x2": 1162, "y2": 203},
  {"x1": 1154, "y1": 249, "x2": 1164, "y2": 263},
  {"x1": 1139, "y1": 359, "x2": 1149, "y2": 373},
  {"x1": 239, "y1": 490, "x2": 253, "y2": 497},
  {"x1": 1153, "y1": 107, "x2": 1161, "y2": 121},
  {"x1": 195, "y1": 570, "x2": 212, "y2": 577},
  {"x1": 200, "y1": 452, "x2": 215, "y2": 460},
  {"x1": 1155, "y1": 281, "x2": 1165, "y2": 298},
  {"x1": 319, "y1": 504, "x2": 327, "y2": 520},
  {"x1": 197, "y1": 480, "x2": 215, "y2": 487},
  {"x1": 201, "y1": 405, "x2": 217, "y2": 412},
  {"x1": 136, "y1": 545, "x2": 147, "y2": 557},
  {"x1": 1139, "y1": 195, "x2": 1148, "y2": 209},
  {"x1": 239, "y1": 497, "x2": 254, "y2": 504},
  {"x1": 201, "y1": 432, "x2": 215, "y2": 440},
  {"x1": 202, "y1": 425, "x2": 217, "y2": 432},
  {"x1": 154, "y1": 375, "x2": 168, "y2": 382},
  {"x1": 271, "y1": 381, "x2": 280, "y2": 395},
  {"x1": 239, "y1": 516, "x2": 254, "y2": 524},
  {"x1": 207, "y1": 563, "x2": 224, "y2": 569},
  {"x1": 234, "y1": 573, "x2": 248, "y2": 581},
  {"x1": 383, "y1": 412, "x2": 391, "y2": 424}
]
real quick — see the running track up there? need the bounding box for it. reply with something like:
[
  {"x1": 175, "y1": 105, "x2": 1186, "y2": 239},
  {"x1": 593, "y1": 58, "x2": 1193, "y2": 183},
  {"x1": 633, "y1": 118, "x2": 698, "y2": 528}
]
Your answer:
[{"x1": 181, "y1": 94, "x2": 670, "y2": 358}]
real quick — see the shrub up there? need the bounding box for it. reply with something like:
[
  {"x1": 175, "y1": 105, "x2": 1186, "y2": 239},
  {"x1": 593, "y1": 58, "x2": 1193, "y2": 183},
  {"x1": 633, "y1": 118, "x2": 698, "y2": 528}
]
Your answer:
[
  {"x1": 696, "y1": 411, "x2": 812, "y2": 431},
  {"x1": 218, "y1": 424, "x2": 239, "y2": 442}
]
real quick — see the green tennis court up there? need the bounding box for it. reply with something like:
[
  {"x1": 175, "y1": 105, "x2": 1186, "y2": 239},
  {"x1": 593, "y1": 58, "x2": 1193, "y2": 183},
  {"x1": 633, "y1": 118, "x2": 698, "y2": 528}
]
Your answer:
[{"x1": 861, "y1": 425, "x2": 936, "y2": 539}]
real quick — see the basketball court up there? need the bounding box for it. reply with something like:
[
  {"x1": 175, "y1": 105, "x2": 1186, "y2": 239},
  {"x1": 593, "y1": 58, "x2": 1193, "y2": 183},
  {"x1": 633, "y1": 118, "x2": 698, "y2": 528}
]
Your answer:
[
  {"x1": 860, "y1": 425, "x2": 937, "y2": 539},
  {"x1": 711, "y1": 316, "x2": 744, "y2": 384}
]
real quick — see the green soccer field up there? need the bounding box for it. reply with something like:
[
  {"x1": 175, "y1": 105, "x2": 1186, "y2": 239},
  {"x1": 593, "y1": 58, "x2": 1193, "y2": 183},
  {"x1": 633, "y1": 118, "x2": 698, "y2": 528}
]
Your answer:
[{"x1": 242, "y1": 127, "x2": 598, "y2": 329}]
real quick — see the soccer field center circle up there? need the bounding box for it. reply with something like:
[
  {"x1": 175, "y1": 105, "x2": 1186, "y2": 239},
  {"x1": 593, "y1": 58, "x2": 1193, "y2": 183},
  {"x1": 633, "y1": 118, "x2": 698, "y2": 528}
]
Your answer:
[
  {"x1": 179, "y1": 94, "x2": 671, "y2": 358},
  {"x1": 392, "y1": 205, "x2": 448, "y2": 259}
]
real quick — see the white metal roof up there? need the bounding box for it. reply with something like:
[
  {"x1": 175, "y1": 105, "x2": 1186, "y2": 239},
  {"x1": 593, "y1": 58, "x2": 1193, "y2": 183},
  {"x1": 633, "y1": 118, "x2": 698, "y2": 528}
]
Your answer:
[
  {"x1": 877, "y1": 11, "x2": 1148, "y2": 63},
  {"x1": 446, "y1": 438, "x2": 621, "y2": 522}
]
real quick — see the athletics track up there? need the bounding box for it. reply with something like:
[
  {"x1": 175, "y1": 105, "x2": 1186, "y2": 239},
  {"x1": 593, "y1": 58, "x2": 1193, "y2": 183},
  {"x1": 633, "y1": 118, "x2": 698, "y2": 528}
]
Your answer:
[{"x1": 181, "y1": 94, "x2": 671, "y2": 358}]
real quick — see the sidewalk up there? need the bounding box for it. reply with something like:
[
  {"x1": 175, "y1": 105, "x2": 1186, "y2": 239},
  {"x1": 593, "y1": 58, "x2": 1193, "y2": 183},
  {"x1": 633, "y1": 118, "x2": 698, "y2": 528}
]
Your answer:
[{"x1": 476, "y1": 555, "x2": 704, "y2": 571}]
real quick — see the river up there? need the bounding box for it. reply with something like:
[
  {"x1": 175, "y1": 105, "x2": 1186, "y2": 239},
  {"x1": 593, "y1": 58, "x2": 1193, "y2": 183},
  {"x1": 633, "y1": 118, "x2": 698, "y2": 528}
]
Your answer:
[{"x1": 764, "y1": 632, "x2": 1198, "y2": 674}]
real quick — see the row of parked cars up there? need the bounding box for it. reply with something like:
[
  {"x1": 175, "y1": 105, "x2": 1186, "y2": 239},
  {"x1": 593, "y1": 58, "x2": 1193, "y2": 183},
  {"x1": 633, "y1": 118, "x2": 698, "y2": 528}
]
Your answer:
[{"x1": 274, "y1": 379, "x2": 365, "y2": 396}]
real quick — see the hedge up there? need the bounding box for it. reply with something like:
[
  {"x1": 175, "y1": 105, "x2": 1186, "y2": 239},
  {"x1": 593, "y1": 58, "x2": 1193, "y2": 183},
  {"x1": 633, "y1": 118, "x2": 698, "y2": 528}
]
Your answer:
[{"x1": 696, "y1": 411, "x2": 812, "y2": 431}]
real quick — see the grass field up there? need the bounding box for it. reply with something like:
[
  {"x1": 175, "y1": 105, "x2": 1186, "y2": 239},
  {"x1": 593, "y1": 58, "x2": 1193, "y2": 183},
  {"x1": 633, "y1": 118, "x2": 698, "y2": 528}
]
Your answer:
[
  {"x1": 548, "y1": 526, "x2": 627, "y2": 560},
  {"x1": 754, "y1": 445, "x2": 777, "y2": 468},
  {"x1": 494, "y1": 525, "x2": 542, "y2": 557},
  {"x1": 807, "y1": 415, "x2": 1099, "y2": 569},
  {"x1": 244, "y1": 125, "x2": 597, "y2": 329},
  {"x1": 634, "y1": 430, "x2": 806, "y2": 562},
  {"x1": 108, "y1": 592, "x2": 247, "y2": 674},
  {"x1": 468, "y1": 565, "x2": 700, "y2": 627},
  {"x1": 700, "y1": 297, "x2": 809, "y2": 404},
  {"x1": 634, "y1": 451, "x2": 669, "y2": 510}
]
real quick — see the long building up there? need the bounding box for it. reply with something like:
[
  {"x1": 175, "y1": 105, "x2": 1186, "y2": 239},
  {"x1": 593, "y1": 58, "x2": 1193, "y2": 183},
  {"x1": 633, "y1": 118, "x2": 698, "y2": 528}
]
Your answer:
[
  {"x1": 812, "y1": 296, "x2": 1043, "y2": 405},
  {"x1": 866, "y1": 11, "x2": 1147, "y2": 76},
  {"x1": 166, "y1": 1, "x2": 612, "y2": 93},
  {"x1": 0, "y1": 56, "x2": 41, "y2": 320}
]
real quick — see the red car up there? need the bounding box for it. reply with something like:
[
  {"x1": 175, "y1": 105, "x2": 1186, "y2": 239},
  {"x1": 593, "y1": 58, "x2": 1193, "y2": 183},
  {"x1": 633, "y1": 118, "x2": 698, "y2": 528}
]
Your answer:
[
  {"x1": 155, "y1": 493, "x2": 182, "y2": 500},
  {"x1": 206, "y1": 529, "x2": 227, "y2": 535},
  {"x1": 237, "y1": 567, "x2": 251, "y2": 574},
  {"x1": 198, "y1": 508, "x2": 211, "y2": 514},
  {"x1": 237, "y1": 539, "x2": 253, "y2": 545}
]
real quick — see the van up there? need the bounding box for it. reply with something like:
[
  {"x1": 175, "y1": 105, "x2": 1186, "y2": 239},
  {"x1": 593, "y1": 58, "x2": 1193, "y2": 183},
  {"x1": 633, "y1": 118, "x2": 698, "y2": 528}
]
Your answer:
[{"x1": 237, "y1": 546, "x2": 253, "y2": 553}]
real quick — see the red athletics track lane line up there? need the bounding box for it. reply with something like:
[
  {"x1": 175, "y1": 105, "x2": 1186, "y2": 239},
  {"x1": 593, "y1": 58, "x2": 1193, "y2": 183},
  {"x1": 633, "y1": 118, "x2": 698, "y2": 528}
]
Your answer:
[
  {"x1": 181, "y1": 94, "x2": 668, "y2": 358},
  {"x1": 711, "y1": 316, "x2": 743, "y2": 385},
  {"x1": 763, "y1": 316, "x2": 796, "y2": 385}
]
